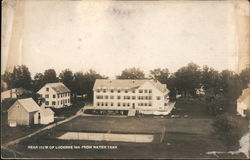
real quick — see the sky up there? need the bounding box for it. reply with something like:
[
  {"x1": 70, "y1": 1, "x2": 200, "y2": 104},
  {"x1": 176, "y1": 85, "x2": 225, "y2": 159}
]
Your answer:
[{"x1": 2, "y1": 0, "x2": 247, "y2": 78}]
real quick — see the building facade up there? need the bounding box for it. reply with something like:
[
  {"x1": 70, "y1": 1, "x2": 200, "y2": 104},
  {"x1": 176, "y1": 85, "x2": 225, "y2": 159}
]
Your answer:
[
  {"x1": 93, "y1": 79, "x2": 170, "y2": 113},
  {"x1": 34, "y1": 108, "x2": 54, "y2": 125},
  {"x1": 37, "y1": 82, "x2": 71, "y2": 108},
  {"x1": 8, "y1": 98, "x2": 41, "y2": 126}
]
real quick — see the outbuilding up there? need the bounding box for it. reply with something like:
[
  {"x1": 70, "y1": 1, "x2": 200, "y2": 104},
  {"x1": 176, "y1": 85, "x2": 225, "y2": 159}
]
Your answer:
[
  {"x1": 7, "y1": 98, "x2": 41, "y2": 126},
  {"x1": 34, "y1": 108, "x2": 54, "y2": 125}
]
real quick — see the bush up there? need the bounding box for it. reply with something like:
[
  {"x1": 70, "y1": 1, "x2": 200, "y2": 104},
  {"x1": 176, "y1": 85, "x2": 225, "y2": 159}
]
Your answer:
[{"x1": 212, "y1": 113, "x2": 247, "y2": 150}]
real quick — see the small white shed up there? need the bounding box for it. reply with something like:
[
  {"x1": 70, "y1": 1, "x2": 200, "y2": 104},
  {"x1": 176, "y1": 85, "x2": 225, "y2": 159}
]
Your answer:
[{"x1": 34, "y1": 108, "x2": 54, "y2": 125}]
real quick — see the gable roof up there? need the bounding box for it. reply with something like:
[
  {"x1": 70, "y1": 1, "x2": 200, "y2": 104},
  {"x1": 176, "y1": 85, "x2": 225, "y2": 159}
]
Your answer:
[
  {"x1": 93, "y1": 79, "x2": 168, "y2": 93},
  {"x1": 44, "y1": 82, "x2": 70, "y2": 93},
  {"x1": 39, "y1": 108, "x2": 54, "y2": 116},
  {"x1": 1, "y1": 88, "x2": 32, "y2": 95},
  {"x1": 14, "y1": 98, "x2": 41, "y2": 112}
]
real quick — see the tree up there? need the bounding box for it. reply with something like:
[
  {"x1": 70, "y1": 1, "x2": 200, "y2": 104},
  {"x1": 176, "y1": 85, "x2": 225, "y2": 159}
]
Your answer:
[
  {"x1": 59, "y1": 69, "x2": 74, "y2": 91},
  {"x1": 213, "y1": 113, "x2": 247, "y2": 150},
  {"x1": 201, "y1": 66, "x2": 221, "y2": 96},
  {"x1": 82, "y1": 69, "x2": 107, "y2": 100},
  {"x1": 166, "y1": 74, "x2": 177, "y2": 101},
  {"x1": 32, "y1": 73, "x2": 45, "y2": 92},
  {"x1": 174, "y1": 63, "x2": 202, "y2": 97},
  {"x1": 117, "y1": 67, "x2": 145, "y2": 79},
  {"x1": 72, "y1": 72, "x2": 85, "y2": 96},
  {"x1": 43, "y1": 69, "x2": 58, "y2": 83},
  {"x1": 239, "y1": 67, "x2": 250, "y2": 89},
  {"x1": 2, "y1": 65, "x2": 32, "y2": 90},
  {"x1": 149, "y1": 68, "x2": 169, "y2": 84}
]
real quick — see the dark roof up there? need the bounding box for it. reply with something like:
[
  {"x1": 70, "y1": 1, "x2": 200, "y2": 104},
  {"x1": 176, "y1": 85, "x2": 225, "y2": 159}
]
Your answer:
[{"x1": 47, "y1": 83, "x2": 70, "y2": 93}]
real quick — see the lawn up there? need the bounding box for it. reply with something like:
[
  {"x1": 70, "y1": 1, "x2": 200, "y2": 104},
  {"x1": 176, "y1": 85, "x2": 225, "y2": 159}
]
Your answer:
[
  {"x1": 3, "y1": 115, "x2": 247, "y2": 159},
  {"x1": 2, "y1": 99, "x2": 248, "y2": 159}
]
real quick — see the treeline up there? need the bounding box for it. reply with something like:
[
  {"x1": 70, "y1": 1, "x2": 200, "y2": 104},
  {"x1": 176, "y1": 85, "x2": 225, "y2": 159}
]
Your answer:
[{"x1": 2, "y1": 63, "x2": 250, "y2": 103}]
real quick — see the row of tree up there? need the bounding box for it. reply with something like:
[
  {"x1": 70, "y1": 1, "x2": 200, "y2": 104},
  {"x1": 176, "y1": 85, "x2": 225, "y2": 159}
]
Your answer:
[{"x1": 2, "y1": 63, "x2": 250, "y2": 102}]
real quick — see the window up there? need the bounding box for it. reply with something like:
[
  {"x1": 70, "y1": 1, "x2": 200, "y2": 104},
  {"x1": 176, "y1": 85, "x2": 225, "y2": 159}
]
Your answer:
[
  {"x1": 127, "y1": 103, "x2": 130, "y2": 106},
  {"x1": 149, "y1": 103, "x2": 152, "y2": 106},
  {"x1": 58, "y1": 94, "x2": 60, "y2": 98},
  {"x1": 101, "y1": 102, "x2": 104, "y2": 106},
  {"x1": 110, "y1": 96, "x2": 114, "y2": 99},
  {"x1": 105, "y1": 102, "x2": 108, "y2": 106},
  {"x1": 111, "y1": 102, "x2": 114, "y2": 106},
  {"x1": 46, "y1": 88, "x2": 49, "y2": 91},
  {"x1": 105, "y1": 96, "x2": 108, "y2": 99},
  {"x1": 145, "y1": 96, "x2": 148, "y2": 100},
  {"x1": 117, "y1": 96, "x2": 121, "y2": 99},
  {"x1": 117, "y1": 90, "x2": 120, "y2": 93},
  {"x1": 139, "y1": 89, "x2": 143, "y2": 93},
  {"x1": 164, "y1": 103, "x2": 168, "y2": 106},
  {"x1": 118, "y1": 103, "x2": 121, "y2": 106},
  {"x1": 45, "y1": 94, "x2": 49, "y2": 98},
  {"x1": 53, "y1": 94, "x2": 56, "y2": 98},
  {"x1": 123, "y1": 103, "x2": 126, "y2": 107},
  {"x1": 68, "y1": 92, "x2": 70, "y2": 96},
  {"x1": 97, "y1": 102, "x2": 100, "y2": 106},
  {"x1": 149, "y1": 96, "x2": 152, "y2": 100},
  {"x1": 68, "y1": 99, "x2": 70, "y2": 103},
  {"x1": 125, "y1": 90, "x2": 128, "y2": 93},
  {"x1": 144, "y1": 90, "x2": 148, "y2": 93},
  {"x1": 145, "y1": 103, "x2": 147, "y2": 106},
  {"x1": 149, "y1": 90, "x2": 152, "y2": 93},
  {"x1": 52, "y1": 101, "x2": 56, "y2": 105},
  {"x1": 58, "y1": 101, "x2": 60, "y2": 105},
  {"x1": 61, "y1": 100, "x2": 63, "y2": 104},
  {"x1": 132, "y1": 96, "x2": 136, "y2": 100},
  {"x1": 97, "y1": 95, "x2": 103, "y2": 99},
  {"x1": 103, "y1": 89, "x2": 106, "y2": 93},
  {"x1": 157, "y1": 96, "x2": 161, "y2": 100},
  {"x1": 45, "y1": 101, "x2": 49, "y2": 105},
  {"x1": 111, "y1": 89, "x2": 114, "y2": 93},
  {"x1": 97, "y1": 89, "x2": 100, "y2": 93},
  {"x1": 132, "y1": 90, "x2": 135, "y2": 93}
]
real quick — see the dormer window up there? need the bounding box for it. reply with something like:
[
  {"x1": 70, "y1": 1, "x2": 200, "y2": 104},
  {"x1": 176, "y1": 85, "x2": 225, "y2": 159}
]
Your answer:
[{"x1": 46, "y1": 88, "x2": 49, "y2": 91}]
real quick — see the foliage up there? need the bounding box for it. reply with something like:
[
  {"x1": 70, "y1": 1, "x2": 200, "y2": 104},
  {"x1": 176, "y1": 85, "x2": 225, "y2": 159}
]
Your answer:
[
  {"x1": 149, "y1": 68, "x2": 169, "y2": 84},
  {"x1": 43, "y1": 69, "x2": 58, "y2": 83},
  {"x1": 117, "y1": 67, "x2": 145, "y2": 79},
  {"x1": 2, "y1": 65, "x2": 32, "y2": 90},
  {"x1": 175, "y1": 63, "x2": 202, "y2": 97},
  {"x1": 213, "y1": 113, "x2": 247, "y2": 150},
  {"x1": 201, "y1": 66, "x2": 221, "y2": 96},
  {"x1": 205, "y1": 96, "x2": 228, "y2": 116},
  {"x1": 59, "y1": 69, "x2": 74, "y2": 91},
  {"x1": 32, "y1": 73, "x2": 45, "y2": 92}
]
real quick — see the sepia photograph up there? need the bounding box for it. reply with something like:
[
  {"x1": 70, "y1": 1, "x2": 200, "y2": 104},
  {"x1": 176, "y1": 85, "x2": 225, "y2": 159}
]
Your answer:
[{"x1": 1, "y1": 0, "x2": 250, "y2": 159}]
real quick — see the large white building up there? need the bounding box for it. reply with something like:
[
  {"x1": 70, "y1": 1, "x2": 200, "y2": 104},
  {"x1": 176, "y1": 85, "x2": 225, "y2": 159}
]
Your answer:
[
  {"x1": 37, "y1": 82, "x2": 71, "y2": 108},
  {"x1": 92, "y1": 79, "x2": 172, "y2": 114}
]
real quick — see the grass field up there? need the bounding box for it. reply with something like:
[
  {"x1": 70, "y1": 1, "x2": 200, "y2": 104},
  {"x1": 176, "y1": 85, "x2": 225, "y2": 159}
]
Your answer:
[
  {"x1": 2, "y1": 99, "x2": 248, "y2": 159},
  {"x1": 3, "y1": 115, "x2": 247, "y2": 159}
]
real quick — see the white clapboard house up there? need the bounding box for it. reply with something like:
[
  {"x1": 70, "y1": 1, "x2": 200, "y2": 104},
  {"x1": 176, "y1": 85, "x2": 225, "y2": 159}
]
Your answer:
[
  {"x1": 92, "y1": 79, "x2": 174, "y2": 115},
  {"x1": 37, "y1": 82, "x2": 71, "y2": 108},
  {"x1": 7, "y1": 98, "x2": 55, "y2": 126}
]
